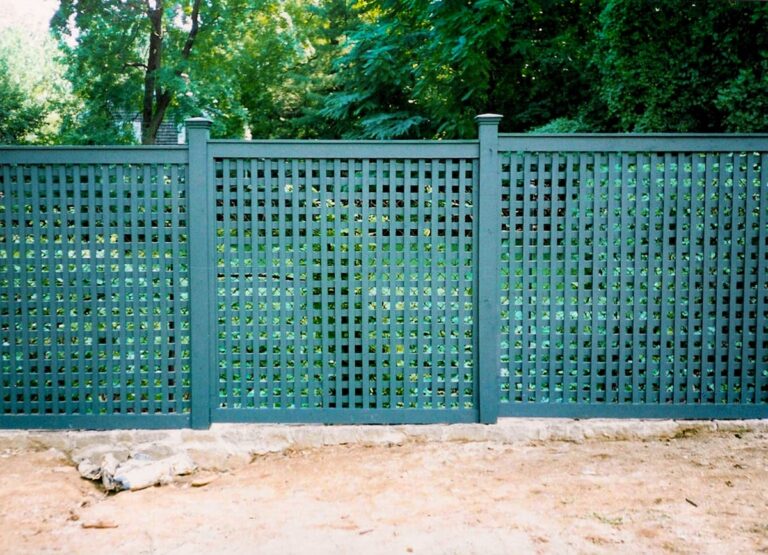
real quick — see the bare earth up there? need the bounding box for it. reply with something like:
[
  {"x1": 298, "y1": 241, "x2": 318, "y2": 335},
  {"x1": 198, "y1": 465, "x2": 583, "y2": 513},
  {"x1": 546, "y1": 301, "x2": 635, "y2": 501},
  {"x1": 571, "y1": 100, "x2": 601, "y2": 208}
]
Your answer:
[{"x1": 0, "y1": 429, "x2": 766, "y2": 554}]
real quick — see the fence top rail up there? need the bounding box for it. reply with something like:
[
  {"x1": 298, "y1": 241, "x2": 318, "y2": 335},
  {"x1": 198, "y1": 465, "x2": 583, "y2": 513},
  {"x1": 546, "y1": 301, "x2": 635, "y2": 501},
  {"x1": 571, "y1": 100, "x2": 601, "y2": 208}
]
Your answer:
[
  {"x1": 498, "y1": 134, "x2": 768, "y2": 152},
  {"x1": 0, "y1": 146, "x2": 188, "y2": 165},
  {"x1": 208, "y1": 140, "x2": 479, "y2": 159}
]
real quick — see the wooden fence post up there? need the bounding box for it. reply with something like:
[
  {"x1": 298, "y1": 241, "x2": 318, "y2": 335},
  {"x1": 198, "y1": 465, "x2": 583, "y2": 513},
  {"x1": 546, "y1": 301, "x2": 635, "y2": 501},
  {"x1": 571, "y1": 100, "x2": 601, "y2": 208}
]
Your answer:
[
  {"x1": 186, "y1": 117, "x2": 214, "y2": 429},
  {"x1": 475, "y1": 114, "x2": 503, "y2": 424}
]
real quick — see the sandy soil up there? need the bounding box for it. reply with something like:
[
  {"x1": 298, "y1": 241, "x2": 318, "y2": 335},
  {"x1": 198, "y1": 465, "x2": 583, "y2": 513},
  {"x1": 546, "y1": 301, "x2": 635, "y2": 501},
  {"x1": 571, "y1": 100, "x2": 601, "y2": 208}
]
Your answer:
[{"x1": 0, "y1": 429, "x2": 766, "y2": 554}]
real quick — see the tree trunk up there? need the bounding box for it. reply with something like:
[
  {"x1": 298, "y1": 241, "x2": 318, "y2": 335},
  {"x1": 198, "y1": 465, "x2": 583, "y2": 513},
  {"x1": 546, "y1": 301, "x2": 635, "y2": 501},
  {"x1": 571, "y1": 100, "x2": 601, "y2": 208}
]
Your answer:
[
  {"x1": 140, "y1": 0, "x2": 202, "y2": 145},
  {"x1": 141, "y1": 0, "x2": 164, "y2": 144}
]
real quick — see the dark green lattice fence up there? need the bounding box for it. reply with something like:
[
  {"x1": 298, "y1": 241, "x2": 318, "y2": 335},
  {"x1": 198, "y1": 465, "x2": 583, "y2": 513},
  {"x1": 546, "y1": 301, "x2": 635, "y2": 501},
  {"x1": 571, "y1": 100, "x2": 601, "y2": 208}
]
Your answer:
[
  {"x1": 1, "y1": 124, "x2": 766, "y2": 429},
  {"x1": 209, "y1": 144, "x2": 479, "y2": 423},
  {"x1": 0, "y1": 150, "x2": 191, "y2": 427},
  {"x1": 498, "y1": 137, "x2": 768, "y2": 417}
]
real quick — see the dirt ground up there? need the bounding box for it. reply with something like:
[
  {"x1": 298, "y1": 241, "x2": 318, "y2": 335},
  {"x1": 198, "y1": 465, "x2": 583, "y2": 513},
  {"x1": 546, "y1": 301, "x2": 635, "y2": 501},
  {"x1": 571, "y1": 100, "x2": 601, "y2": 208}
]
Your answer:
[{"x1": 0, "y1": 428, "x2": 766, "y2": 555}]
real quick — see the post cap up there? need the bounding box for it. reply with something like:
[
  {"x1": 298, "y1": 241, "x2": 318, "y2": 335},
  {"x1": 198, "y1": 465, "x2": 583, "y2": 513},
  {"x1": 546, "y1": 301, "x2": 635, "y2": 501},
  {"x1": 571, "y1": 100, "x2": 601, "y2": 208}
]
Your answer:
[
  {"x1": 185, "y1": 117, "x2": 213, "y2": 129},
  {"x1": 475, "y1": 113, "x2": 503, "y2": 124}
]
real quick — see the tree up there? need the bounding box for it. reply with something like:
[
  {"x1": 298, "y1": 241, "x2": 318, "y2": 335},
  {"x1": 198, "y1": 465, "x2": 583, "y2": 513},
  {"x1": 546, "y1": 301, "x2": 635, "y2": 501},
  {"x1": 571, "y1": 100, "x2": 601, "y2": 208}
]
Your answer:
[
  {"x1": 320, "y1": 0, "x2": 768, "y2": 137},
  {"x1": 230, "y1": 0, "x2": 364, "y2": 139},
  {"x1": 592, "y1": 0, "x2": 768, "y2": 132},
  {"x1": 0, "y1": 57, "x2": 44, "y2": 143},
  {"x1": 0, "y1": 27, "x2": 73, "y2": 144},
  {"x1": 42, "y1": 0, "x2": 768, "y2": 141},
  {"x1": 51, "y1": 0, "x2": 255, "y2": 144},
  {"x1": 321, "y1": 0, "x2": 602, "y2": 138}
]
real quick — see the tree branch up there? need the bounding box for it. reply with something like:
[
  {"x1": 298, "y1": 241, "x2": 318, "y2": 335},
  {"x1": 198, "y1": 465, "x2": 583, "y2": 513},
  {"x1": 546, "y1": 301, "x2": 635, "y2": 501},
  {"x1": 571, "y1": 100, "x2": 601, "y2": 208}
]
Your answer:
[{"x1": 181, "y1": 0, "x2": 202, "y2": 59}]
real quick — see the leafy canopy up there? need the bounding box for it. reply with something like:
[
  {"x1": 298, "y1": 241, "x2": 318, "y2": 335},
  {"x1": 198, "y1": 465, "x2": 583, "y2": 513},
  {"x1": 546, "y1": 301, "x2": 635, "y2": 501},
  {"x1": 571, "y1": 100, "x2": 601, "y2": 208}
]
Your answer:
[{"x1": 0, "y1": 0, "x2": 764, "y2": 144}]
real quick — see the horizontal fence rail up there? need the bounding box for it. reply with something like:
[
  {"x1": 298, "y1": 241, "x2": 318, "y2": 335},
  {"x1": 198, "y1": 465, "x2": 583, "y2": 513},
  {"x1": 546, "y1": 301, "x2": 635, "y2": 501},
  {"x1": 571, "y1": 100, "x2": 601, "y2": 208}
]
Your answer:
[
  {"x1": 499, "y1": 135, "x2": 768, "y2": 153},
  {"x1": 0, "y1": 123, "x2": 766, "y2": 429},
  {"x1": 0, "y1": 147, "x2": 188, "y2": 165},
  {"x1": 208, "y1": 140, "x2": 479, "y2": 160}
]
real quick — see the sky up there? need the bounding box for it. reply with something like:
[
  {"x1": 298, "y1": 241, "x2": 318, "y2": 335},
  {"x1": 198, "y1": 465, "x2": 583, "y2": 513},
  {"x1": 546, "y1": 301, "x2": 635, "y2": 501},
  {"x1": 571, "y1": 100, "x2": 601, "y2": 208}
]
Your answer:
[{"x1": 0, "y1": 0, "x2": 58, "y2": 33}]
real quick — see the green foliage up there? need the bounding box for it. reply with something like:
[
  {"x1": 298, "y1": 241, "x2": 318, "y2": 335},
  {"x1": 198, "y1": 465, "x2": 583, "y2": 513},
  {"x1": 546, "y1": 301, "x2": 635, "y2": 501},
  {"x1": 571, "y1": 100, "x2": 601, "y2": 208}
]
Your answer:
[
  {"x1": 593, "y1": 0, "x2": 768, "y2": 132},
  {"x1": 530, "y1": 117, "x2": 592, "y2": 133},
  {"x1": 234, "y1": 0, "x2": 365, "y2": 138},
  {"x1": 321, "y1": 0, "x2": 603, "y2": 138},
  {"x1": 716, "y1": 56, "x2": 768, "y2": 132},
  {"x1": 234, "y1": 1, "x2": 322, "y2": 138},
  {"x1": 0, "y1": 0, "x2": 758, "y2": 141},
  {"x1": 51, "y1": 0, "x2": 259, "y2": 144},
  {"x1": 0, "y1": 28, "x2": 71, "y2": 144},
  {"x1": 320, "y1": 0, "x2": 768, "y2": 136},
  {"x1": 0, "y1": 57, "x2": 44, "y2": 144}
]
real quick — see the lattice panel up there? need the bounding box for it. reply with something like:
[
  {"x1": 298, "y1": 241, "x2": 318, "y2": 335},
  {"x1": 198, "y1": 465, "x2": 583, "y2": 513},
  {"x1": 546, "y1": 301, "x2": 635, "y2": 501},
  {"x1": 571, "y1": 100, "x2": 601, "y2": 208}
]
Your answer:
[
  {"x1": 500, "y1": 151, "x2": 768, "y2": 406},
  {"x1": 214, "y1": 158, "x2": 476, "y2": 412},
  {"x1": 0, "y1": 163, "x2": 191, "y2": 416}
]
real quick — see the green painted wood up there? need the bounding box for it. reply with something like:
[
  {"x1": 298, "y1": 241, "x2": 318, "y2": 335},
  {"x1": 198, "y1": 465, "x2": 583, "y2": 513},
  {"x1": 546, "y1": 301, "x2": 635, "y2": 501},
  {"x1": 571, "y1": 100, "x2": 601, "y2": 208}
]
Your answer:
[
  {"x1": 476, "y1": 115, "x2": 502, "y2": 422},
  {"x1": 0, "y1": 151, "x2": 191, "y2": 425},
  {"x1": 714, "y1": 154, "x2": 728, "y2": 403},
  {"x1": 0, "y1": 147, "x2": 188, "y2": 164},
  {"x1": 388, "y1": 159, "x2": 398, "y2": 410},
  {"x1": 1, "y1": 414, "x2": 190, "y2": 429},
  {"x1": 606, "y1": 153, "x2": 617, "y2": 403},
  {"x1": 459, "y1": 159, "x2": 472, "y2": 408},
  {"x1": 672, "y1": 154, "x2": 685, "y2": 404},
  {"x1": 646, "y1": 155, "x2": 660, "y2": 403},
  {"x1": 687, "y1": 155, "x2": 701, "y2": 404},
  {"x1": 498, "y1": 135, "x2": 768, "y2": 153},
  {"x1": 632, "y1": 154, "x2": 647, "y2": 403},
  {"x1": 498, "y1": 142, "x2": 767, "y2": 418},
  {"x1": 373, "y1": 159, "x2": 385, "y2": 410},
  {"x1": 563, "y1": 154, "x2": 576, "y2": 402},
  {"x1": 2, "y1": 126, "x2": 767, "y2": 428},
  {"x1": 332, "y1": 160, "x2": 340, "y2": 406},
  {"x1": 305, "y1": 158, "x2": 317, "y2": 409},
  {"x1": 207, "y1": 141, "x2": 478, "y2": 160},
  {"x1": 403, "y1": 159, "x2": 413, "y2": 408},
  {"x1": 521, "y1": 153, "x2": 532, "y2": 402},
  {"x1": 617, "y1": 154, "x2": 629, "y2": 403},
  {"x1": 212, "y1": 407, "x2": 479, "y2": 424},
  {"x1": 186, "y1": 118, "x2": 213, "y2": 428},
  {"x1": 31, "y1": 166, "x2": 44, "y2": 415},
  {"x1": 590, "y1": 153, "x2": 601, "y2": 404},
  {"x1": 535, "y1": 153, "x2": 545, "y2": 403},
  {"x1": 211, "y1": 149, "x2": 478, "y2": 422},
  {"x1": 659, "y1": 154, "x2": 671, "y2": 403},
  {"x1": 496, "y1": 403, "x2": 768, "y2": 418},
  {"x1": 576, "y1": 155, "x2": 589, "y2": 403},
  {"x1": 757, "y1": 154, "x2": 768, "y2": 404},
  {"x1": 727, "y1": 155, "x2": 741, "y2": 404},
  {"x1": 701, "y1": 155, "x2": 715, "y2": 404},
  {"x1": 416, "y1": 159, "x2": 428, "y2": 407},
  {"x1": 361, "y1": 159, "x2": 371, "y2": 409},
  {"x1": 235, "y1": 159, "x2": 247, "y2": 410},
  {"x1": 319, "y1": 159, "x2": 330, "y2": 408},
  {"x1": 290, "y1": 159, "x2": 303, "y2": 409},
  {"x1": 221, "y1": 158, "x2": 233, "y2": 408},
  {"x1": 143, "y1": 164, "x2": 156, "y2": 414},
  {"x1": 429, "y1": 157, "x2": 438, "y2": 409},
  {"x1": 278, "y1": 160, "x2": 289, "y2": 409},
  {"x1": 742, "y1": 154, "x2": 756, "y2": 404},
  {"x1": 44, "y1": 164, "x2": 60, "y2": 414}
]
